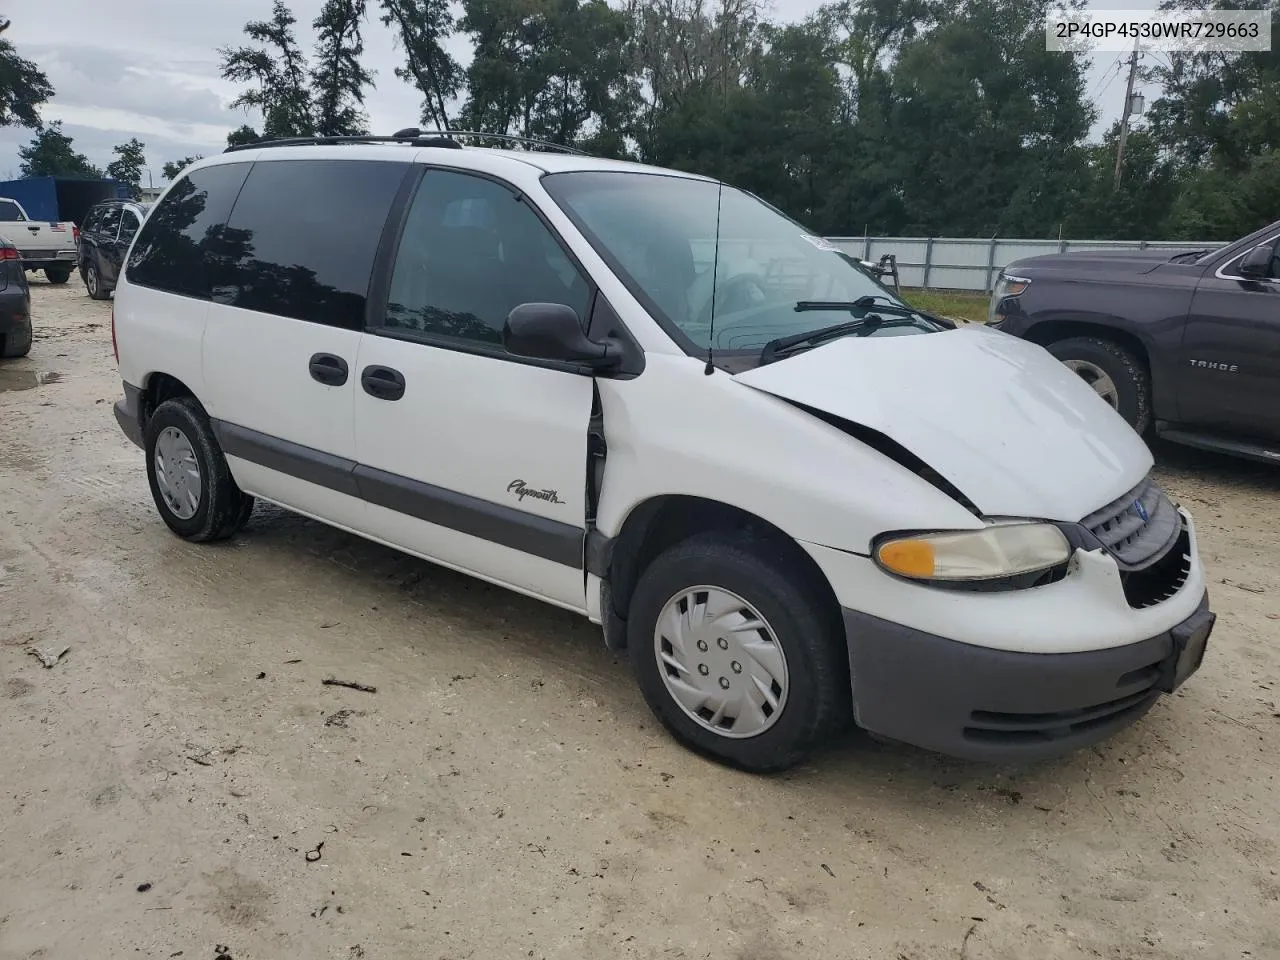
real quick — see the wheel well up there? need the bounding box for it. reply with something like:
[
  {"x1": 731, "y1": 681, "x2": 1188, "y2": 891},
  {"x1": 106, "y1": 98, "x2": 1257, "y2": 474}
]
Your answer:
[
  {"x1": 1023, "y1": 320, "x2": 1150, "y2": 372},
  {"x1": 139, "y1": 373, "x2": 197, "y2": 430},
  {"x1": 604, "y1": 495, "x2": 840, "y2": 631}
]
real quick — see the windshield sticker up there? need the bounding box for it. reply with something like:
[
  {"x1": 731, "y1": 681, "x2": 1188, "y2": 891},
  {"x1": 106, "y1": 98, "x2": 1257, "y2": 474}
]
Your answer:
[{"x1": 799, "y1": 234, "x2": 839, "y2": 252}]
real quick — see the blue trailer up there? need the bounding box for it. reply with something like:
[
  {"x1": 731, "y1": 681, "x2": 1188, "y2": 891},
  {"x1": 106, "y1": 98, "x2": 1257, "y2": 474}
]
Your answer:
[{"x1": 0, "y1": 176, "x2": 130, "y2": 226}]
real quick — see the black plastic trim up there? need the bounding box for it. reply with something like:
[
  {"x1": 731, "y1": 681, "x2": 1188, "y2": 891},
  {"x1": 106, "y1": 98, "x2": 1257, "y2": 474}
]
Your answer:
[
  {"x1": 207, "y1": 417, "x2": 585, "y2": 569},
  {"x1": 114, "y1": 381, "x2": 145, "y2": 449},
  {"x1": 843, "y1": 591, "x2": 1212, "y2": 762},
  {"x1": 585, "y1": 528, "x2": 614, "y2": 578}
]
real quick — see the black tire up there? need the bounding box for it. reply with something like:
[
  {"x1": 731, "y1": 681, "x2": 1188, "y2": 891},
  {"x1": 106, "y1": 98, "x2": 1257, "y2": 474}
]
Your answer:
[
  {"x1": 1047, "y1": 336, "x2": 1152, "y2": 434},
  {"x1": 627, "y1": 532, "x2": 849, "y2": 773},
  {"x1": 44, "y1": 266, "x2": 71, "y2": 285},
  {"x1": 144, "y1": 397, "x2": 255, "y2": 542},
  {"x1": 1, "y1": 317, "x2": 33, "y2": 358},
  {"x1": 84, "y1": 258, "x2": 109, "y2": 300}
]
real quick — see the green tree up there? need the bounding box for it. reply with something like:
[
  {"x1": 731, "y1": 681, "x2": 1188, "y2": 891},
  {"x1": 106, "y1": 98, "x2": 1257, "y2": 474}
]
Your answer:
[
  {"x1": 220, "y1": 1, "x2": 315, "y2": 139},
  {"x1": 17, "y1": 121, "x2": 101, "y2": 178},
  {"x1": 226, "y1": 124, "x2": 264, "y2": 148},
  {"x1": 106, "y1": 137, "x2": 147, "y2": 198},
  {"x1": 0, "y1": 16, "x2": 54, "y2": 128},
  {"x1": 311, "y1": 0, "x2": 374, "y2": 135},
  {"x1": 379, "y1": 0, "x2": 461, "y2": 128},
  {"x1": 162, "y1": 155, "x2": 204, "y2": 180}
]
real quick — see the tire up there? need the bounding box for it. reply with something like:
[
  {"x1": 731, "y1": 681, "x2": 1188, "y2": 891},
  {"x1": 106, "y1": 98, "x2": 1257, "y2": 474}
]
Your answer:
[
  {"x1": 84, "y1": 258, "x2": 109, "y2": 300},
  {"x1": 44, "y1": 267, "x2": 71, "y2": 285},
  {"x1": 1047, "y1": 336, "x2": 1152, "y2": 435},
  {"x1": 627, "y1": 532, "x2": 849, "y2": 773},
  {"x1": 144, "y1": 397, "x2": 255, "y2": 542},
  {"x1": 1, "y1": 317, "x2": 33, "y2": 358}
]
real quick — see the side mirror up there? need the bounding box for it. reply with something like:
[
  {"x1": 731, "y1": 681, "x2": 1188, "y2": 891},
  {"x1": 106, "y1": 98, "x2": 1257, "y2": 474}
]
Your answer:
[
  {"x1": 1239, "y1": 242, "x2": 1275, "y2": 279},
  {"x1": 503, "y1": 303, "x2": 620, "y2": 370}
]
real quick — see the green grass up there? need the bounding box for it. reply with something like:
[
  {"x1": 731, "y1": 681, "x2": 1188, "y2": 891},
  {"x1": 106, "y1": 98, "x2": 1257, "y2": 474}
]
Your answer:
[{"x1": 899, "y1": 288, "x2": 991, "y2": 324}]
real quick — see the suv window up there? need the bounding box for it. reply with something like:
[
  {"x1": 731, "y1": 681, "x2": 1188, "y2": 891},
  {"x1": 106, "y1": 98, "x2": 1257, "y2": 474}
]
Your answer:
[
  {"x1": 212, "y1": 158, "x2": 408, "y2": 329},
  {"x1": 0, "y1": 200, "x2": 23, "y2": 222},
  {"x1": 98, "y1": 205, "x2": 123, "y2": 237},
  {"x1": 127, "y1": 163, "x2": 252, "y2": 299},
  {"x1": 384, "y1": 170, "x2": 592, "y2": 346},
  {"x1": 119, "y1": 209, "x2": 142, "y2": 245},
  {"x1": 82, "y1": 207, "x2": 103, "y2": 233}
]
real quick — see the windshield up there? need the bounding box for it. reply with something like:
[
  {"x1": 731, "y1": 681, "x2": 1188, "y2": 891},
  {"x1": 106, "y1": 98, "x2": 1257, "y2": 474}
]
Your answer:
[{"x1": 542, "y1": 171, "x2": 932, "y2": 355}]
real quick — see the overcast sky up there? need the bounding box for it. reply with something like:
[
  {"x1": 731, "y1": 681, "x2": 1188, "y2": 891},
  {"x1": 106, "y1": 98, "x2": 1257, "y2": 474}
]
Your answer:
[{"x1": 1, "y1": 0, "x2": 1162, "y2": 184}]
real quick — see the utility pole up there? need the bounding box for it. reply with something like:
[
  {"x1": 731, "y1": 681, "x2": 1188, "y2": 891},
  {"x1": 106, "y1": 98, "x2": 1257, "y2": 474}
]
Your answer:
[{"x1": 1113, "y1": 38, "x2": 1141, "y2": 191}]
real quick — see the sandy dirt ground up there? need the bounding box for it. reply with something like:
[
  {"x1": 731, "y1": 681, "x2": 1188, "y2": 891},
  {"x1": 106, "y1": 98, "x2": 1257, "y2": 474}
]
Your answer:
[{"x1": 2, "y1": 278, "x2": 1279, "y2": 960}]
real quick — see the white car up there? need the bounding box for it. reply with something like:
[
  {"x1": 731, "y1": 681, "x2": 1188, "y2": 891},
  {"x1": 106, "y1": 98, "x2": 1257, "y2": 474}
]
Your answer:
[
  {"x1": 110, "y1": 132, "x2": 1215, "y2": 771},
  {"x1": 0, "y1": 196, "x2": 78, "y2": 283}
]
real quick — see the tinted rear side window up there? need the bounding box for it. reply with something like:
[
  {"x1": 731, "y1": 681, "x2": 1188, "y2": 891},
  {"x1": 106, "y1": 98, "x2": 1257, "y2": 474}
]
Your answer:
[
  {"x1": 211, "y1": 158, "x2": 408, "y2": 329},
  {"x1": 0, "y1": 201, "x2": 22, "y2": 222},
  {"x1": 126, "y1": 163, "x2": 251, "y2": 299}
]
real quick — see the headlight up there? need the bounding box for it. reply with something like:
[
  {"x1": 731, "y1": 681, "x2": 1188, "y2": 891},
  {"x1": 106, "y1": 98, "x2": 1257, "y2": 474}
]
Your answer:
[
  {"x1": 875, "y1": 521, "x2": 1070, "y2": 583},
  {"x1": 987, "y1": 273, "x2": 1030, "y2": 326}
]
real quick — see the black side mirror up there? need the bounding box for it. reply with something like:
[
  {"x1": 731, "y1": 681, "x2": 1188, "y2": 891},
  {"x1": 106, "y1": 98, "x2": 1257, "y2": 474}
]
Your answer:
[
  {"x1": 1239, "y1": 242, "x2": 1275, "y2": 279},
  {"x1": 503, "y1": 303, "x2": 620, "y2": 370}
]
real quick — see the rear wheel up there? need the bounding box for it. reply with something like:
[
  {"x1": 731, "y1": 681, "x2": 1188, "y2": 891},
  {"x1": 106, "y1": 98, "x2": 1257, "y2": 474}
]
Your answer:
[
  {"x1": 1, "y1": 317, "x2": 32, "y2": 358},
  {"x1": 627, "y1": 532, "x2": 849, "y2": 772},
  {"x1": 144, "y1": 397, "x2": 255, "y2": 542},
  {"x1": 1047, "y1": 336, "x2": 1152, "y2": 434},
  {"x1": 44, "y1": 266, "x2": 71, "y2": 285}
]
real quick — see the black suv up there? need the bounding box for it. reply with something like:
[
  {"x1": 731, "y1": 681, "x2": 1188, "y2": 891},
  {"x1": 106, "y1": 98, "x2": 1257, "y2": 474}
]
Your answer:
[
  {"x1": 992, "y1": 218, "x2": 1280, "y2": 465},
  {"x1": 78, "y1": 200, "x2": 150, "y2": 300},
  {"x1": 0, "y1": 236, "x2": 32, "y2": 358}
]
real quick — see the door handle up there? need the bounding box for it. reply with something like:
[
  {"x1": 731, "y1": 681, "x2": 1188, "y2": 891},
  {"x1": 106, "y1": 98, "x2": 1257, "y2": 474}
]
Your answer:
[
  {"x1": 309, "y1": 352, "x2": 349, "y2": 386},
  {"x1": 361, "y1": 365, "x2": 406, "y2": 401}
]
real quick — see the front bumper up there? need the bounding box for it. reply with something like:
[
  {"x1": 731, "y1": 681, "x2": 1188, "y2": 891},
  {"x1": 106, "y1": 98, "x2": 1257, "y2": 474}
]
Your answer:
[
  {"x1": 845, "y1": 591, "x2": 1214, "y2": 762},
  {"x1": 114, "y1": 381, "x2": 145, "y2": 449}
]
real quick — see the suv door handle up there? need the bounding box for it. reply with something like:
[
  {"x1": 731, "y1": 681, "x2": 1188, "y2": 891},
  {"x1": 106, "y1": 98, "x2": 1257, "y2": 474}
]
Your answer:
[
  {"x1": 361, "y1": 365, "x2": 406, "y2": 401},
  {"x1": 309, "y1": 352, "x2": 349, "y2": 386}
]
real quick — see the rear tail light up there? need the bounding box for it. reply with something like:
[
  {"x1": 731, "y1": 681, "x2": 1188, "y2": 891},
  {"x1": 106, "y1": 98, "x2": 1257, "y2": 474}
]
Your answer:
[
  {"x1": 73, "y1": 224, "x2": 80, "y2": 244},
  {"x1": 111, "y1": 306, "x2": 118, "y2": 364},
  {"x1": 0, "y1": 247, "x2": 18, "y2": 260}
]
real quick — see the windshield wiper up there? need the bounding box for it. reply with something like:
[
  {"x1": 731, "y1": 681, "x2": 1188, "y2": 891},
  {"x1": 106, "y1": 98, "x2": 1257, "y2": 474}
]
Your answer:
[
  {"x1": 759, "y1": 315, "x2": 888, "y2": 365},
  {"x1": 795, "y1": 297, "x2": 952, "y2": 328}
]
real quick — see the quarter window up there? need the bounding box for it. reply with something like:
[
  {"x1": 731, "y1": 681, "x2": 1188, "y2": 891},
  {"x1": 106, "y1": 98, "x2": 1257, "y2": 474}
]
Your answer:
[
  {"x1": 119, "y1": 210, "x2": 141, "y2": 245},
  {"x1": 211, "y1": 158, "x2": 408, "y2": 329},
  {"x1": 99, "y1": 205, "x2": 123, "y2": 237},
  {"x1": 383, "y1": 170, "x2": 592, "y2": 346},
  {"x1": 126, "y1": 163, "x2": 252, "y2": 299}
]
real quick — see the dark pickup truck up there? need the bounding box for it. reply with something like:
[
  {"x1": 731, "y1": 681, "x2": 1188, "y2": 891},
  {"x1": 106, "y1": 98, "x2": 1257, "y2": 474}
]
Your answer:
[{"x1": 989, "y1": 218, "x2": 1280, "y2": 465}]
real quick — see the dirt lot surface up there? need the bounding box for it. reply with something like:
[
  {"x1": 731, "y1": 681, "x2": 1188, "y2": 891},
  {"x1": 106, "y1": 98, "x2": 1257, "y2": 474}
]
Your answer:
[{"x1": 2, "y1": 279, "x2": 1279, "y2": 960}]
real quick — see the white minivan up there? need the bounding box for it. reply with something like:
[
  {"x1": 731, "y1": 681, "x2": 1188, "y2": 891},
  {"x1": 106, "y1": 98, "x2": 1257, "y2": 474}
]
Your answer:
[{"x1": 111, "y1": 132, "x2": 1215, "y2": 772}]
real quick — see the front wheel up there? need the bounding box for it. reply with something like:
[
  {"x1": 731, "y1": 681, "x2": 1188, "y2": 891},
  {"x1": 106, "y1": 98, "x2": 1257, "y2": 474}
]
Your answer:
[
  {"x1": 627, "y1": 533, "x2": 849, "y2": 772},
  {"x1": 1047, "y1": 336, "x2": 1152, "y2": 435},
  {"x1": 44, "y1": 266, "x2": 71, "y2": 285},
  {"x1": 144, "y1": 397, "x2": 255, "y2": 542}
]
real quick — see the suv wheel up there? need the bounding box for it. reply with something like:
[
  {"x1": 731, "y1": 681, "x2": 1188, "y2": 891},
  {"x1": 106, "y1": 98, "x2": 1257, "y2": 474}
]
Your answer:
[
  {"x1": 1, "y1": 316, "x2": 33, "y2": 358},
  {"x1": 144, "y1": 397, "x2": 255, "y2": 542},
  {"x1": 44, "y1": 266, "x2": 71, "y2": 285},
  {"x1": 627, "y1": 532, "x2": 849, "y2": 772},
  {"x1": 84, "y1": 259, "x2": 109, "y2": 300},
  {"x1": 1047, "y1": 336, "x2": 1152, "y2": 434}
]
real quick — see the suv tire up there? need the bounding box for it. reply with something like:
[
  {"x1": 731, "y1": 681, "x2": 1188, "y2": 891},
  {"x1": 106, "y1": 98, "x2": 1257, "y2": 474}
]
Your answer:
[
  {"x1": 144, "y1": 397, "x2": 255, "y2": 542},
  {"x1": 44, "y1": 266, "x2": 71, "y2": 285},
  {"x1": 1047, "y1": 336, "x2": 1152, "y2": 434},
  {"x1": 1, "y1": 317, "x2": 32, "y2": 358},
  {"x1": 627, "y1": 532, "x2": 848, "y2": 773},
  {"x1": 84, "y1": 258, "x2": 110, "y2": 300}
]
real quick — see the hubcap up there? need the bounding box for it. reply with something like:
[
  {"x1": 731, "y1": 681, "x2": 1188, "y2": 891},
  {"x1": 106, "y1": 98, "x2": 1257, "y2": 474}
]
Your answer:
[
  {"x1": 1062, "y1": 359, "x2": 1119, "y2": 409},
  {"x1": 87, "y1": 266, "x2": 97, "y2": 294},
  {"x1": 653, "y1": 586, "x2": 789, "y2": 739},
  {"x1": 154, "y1": 426, "x2": 201, "y2": 520}
]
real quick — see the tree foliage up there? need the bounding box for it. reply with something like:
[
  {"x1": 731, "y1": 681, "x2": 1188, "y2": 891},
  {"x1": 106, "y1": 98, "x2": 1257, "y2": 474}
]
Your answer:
[
  {"x1": 18, "y1": 121, "x2": 101, "y2": 178},
  {"x1": 378, "y1": 0, "x2": 461, "y2": 128},
  {"x1": 106, "y1": 137, "x2": 147, "y2": 198},
  {"x1": 221, "y1": 0, "x2": 316, "y2": 140},
  {"x1": 162, "y1": 155, "x2": 204, "y2": 181},
  {"x1": 311, "y1": 0, "x2": 374, "y2": 135},
  {"x1": 0, "y1": 18, "x2": 54, "y2": 129}
]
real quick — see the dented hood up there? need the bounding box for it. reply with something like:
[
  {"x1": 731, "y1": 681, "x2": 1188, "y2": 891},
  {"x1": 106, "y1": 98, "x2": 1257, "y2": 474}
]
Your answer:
[{"x1": 733, "y1": 325, "x2": 1153, "y2": 522}]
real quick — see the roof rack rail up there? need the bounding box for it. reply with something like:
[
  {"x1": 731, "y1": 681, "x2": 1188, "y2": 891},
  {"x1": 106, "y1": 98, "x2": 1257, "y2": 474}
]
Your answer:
[{"x1": 223, "y1": 129, "x2": 588, "y2": 156}]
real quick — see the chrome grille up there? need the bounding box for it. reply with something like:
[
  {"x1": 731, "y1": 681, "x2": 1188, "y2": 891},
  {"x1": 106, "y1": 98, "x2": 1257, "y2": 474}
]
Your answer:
[{"x1": 1080, "y1": 475, "x2": 1180, "y2": 570}]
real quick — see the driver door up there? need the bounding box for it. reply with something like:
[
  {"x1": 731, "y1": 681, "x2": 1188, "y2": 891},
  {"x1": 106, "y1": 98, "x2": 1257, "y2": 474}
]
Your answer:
[{"x1": 1178, "y1": 231, "x2": 1280, "y2": 441}]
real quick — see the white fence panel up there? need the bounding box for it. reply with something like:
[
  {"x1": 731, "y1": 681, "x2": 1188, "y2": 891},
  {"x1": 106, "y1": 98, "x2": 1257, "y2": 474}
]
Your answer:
[{"x1": 824, "y1": 236, "x2": 1224, "y2": 292}]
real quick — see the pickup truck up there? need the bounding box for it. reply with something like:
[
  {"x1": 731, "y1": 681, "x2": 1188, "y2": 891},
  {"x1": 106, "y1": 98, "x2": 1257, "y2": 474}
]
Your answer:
[
  {"x1": 990, "y1": 217, "x2": 1280, "y2": 465},
  {"x1": 0, "y1": 196, "x2": 78, "y2": 284}
]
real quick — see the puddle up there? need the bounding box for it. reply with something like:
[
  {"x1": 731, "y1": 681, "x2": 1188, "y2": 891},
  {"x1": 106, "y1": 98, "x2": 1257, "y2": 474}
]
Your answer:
[{"x1": 0, "y1": 369, "x2": 61, "y2": 393}]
